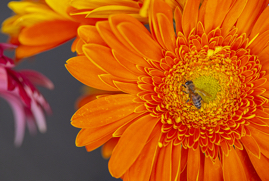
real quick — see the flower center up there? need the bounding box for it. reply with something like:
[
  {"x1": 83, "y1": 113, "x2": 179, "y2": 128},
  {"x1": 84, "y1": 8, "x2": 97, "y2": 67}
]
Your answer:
[
  {"x1": 138, "y1": 25, "x2": 265, "y2": 159},
  {"x1": 192, "y1": 75, "x2": 220, "y2": 103}
]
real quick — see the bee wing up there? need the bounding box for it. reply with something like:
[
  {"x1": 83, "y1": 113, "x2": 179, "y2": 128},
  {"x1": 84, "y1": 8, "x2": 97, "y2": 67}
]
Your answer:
[{"x1": 195, "y1": 88, "x2": 212, "y2": 97}]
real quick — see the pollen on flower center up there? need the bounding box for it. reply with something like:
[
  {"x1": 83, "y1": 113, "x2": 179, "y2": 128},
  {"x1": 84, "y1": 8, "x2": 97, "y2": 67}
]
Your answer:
[{"x1": 192, "y1": 75, "x2": 220, "y2": 103}]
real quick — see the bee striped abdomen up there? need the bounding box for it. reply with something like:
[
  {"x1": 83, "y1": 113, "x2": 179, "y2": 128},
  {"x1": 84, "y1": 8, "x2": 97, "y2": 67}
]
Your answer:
[{"x1": 191, "y1": 93, "x2": 202, "y2": 109}]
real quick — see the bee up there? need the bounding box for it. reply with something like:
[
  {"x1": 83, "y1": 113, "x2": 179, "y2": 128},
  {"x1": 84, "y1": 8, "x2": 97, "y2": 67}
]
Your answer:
[{"x1": 181, "y1": 80, "x2": 211, "y2": 109}]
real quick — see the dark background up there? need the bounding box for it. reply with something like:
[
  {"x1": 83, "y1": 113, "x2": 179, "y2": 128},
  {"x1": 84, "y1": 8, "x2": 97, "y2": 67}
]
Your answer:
[{"x1": 0, "y1": 1, "x2": 118, "y2": 180}]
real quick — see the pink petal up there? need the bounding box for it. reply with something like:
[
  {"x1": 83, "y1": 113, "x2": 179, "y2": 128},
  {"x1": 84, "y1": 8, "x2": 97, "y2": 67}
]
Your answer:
[{"x1": 19, "y1": 70, "x2": 54, "y2": 90}]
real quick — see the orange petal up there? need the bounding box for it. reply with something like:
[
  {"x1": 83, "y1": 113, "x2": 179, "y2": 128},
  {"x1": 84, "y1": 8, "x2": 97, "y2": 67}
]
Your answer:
[
  {"x1": 96, "y1": 21, "x2": 150, "y2": 67},
  {"x1": 15, "y1": 43, "x2": 58, "y2": 59},
  {"x1": 259, "y1": 46, "x2": 269, "y2": 65},
  {"x1": 182, "y1": 0, "x2": 200, "y2": 36},
  {"x1": 180, "y1": 147, "x2": 188, "y2": 173},
  {"x1": 128, "y1": 123, "x2": 162, "y2": 181},
  {"x1": 255, "y1": 108, "x2": 269, "y2": 119},
  {"x1": 204, "y1": 0, "x2": 232, "y2": 34},
  {"x1": 240, "y1": 135, "x2": 261, "y2": 158},
  {"x1": 66, "y1": 56, "x2": 118, "y2": 91},
  {"x1": 108, "y1": 115, "x2": 159, "y2": 178},
  {"x1": 156, "y1": 13, "x2": 176, "y2": 52},
  {"x1": 250, "y1": 6, "x2": 269, "y2": 39},
  {"x1": 249, "y1": 123, "x2": 269, "y2": 135},
  {"x1": 45, "y1": 0, "x2": 72, "y2": 19},
  {"x1": 221, "y1": 0, "x2": 247, "y2": 37},
  {"x1": 248, "y1": 30, "x2": 269, "y2": 55},
  {"x1": 71, "y1": 94, "x2": 137, "y2": 128},
  {"x1": 117, "y1": 21, "x2": 163, "y2": 61},
  {"x1": 198, "y1": 153, "x2": 205, "y2": 181},
  {"x1": 113, "y1": 50, "x2": 147, "y2": 75},
  {"x1": 248, "y1": 126, "x2": 269, "y2": 158},
  {"x1": 109, "y1": 13, "x2": 151, "y2": 45},
  {"x1": 70, "y1": 0, "x2": 139, "y2": 9},
  {"x1": 148, "y1": 0, "x2": 175, "y2": 51},
  {"x1": 223, "y1": 148, "x2": 247, "y2": 181},
  {"x1": 113, "y1": 81, "x2": 141, "y2": 94},
  {"x1": 204, "y1": 157, "x2": 223, "y2": 181},
  {"x1": 19, "y1": 20, "x2": 79, "y2": 45},
  {"x1": 187, "y1": 148, "x2": 200, "y2": 181},
  {"x1": 71, "y1": 37, "x2": 79, "y2": 52},
  {"x1": 235, "y1": 148, "x2": 261, "y2": 180},
  {"x1": 174, "y1": 6, "x2": 183, "y2": 35},
  {"x1": 112, "y1": 113, "x2": 144, "y2": 137},
  {"x1": 77, "y1": 25, "x2": 107, "y2": 46},
  {"x1": 237, "y1": 0, "x2": 268, "y2": 36},
  {"x1": 149, "y1": 0, "x2": 173, "y2": 49},
  {"x1": 171, "y1": 144, "x2": 181, "y2": 181},
  {"x1": 83, "y1": 44, "x2": 138, "y2": 80},
  {"x1": 155, "y1": 142, "x2": 172, "y2": 181},
  {"x1": 198, "y1": 0, "x2": 208, "y2": 24},
  {"x1": 247, "y1": 150, "x2": 269, "y2": 181},
  {"x1": 84, "y1": 133, "x2": 112, "y2": 152},
  {"x1": 102, "y1": 137, "x2": 119, "y2": 159},
  {"x1": 76, "y1": 113, "x2": 138, "y2": 146}
]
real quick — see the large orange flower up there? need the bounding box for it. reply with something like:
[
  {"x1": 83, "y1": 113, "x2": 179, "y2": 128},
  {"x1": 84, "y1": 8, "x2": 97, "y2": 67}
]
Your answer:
[{"x1": 66, "y1": 0, "x2": 269, "y2": 180}]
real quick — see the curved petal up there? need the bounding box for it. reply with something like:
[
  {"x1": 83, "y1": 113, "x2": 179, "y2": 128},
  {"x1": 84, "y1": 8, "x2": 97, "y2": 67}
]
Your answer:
[
  {"x1": 108, "y1": 115, "x2": 159, "y2": 178},
  {"x1": 78, "y1": 25, "x2": 108, "y2": 46},
  {"x1": 66, "y1": 56, "x2": 118, "y2": 91},
  {"x1": 240, "y1": 135, "x2": 260, "y2": 158},
  {"x1": 128, "y1": 123, "x2": 162, "y2": 181},
  {"x1": 204, "y1": 157, "x2": 223, "y2": 181},
  {"x1": 71, "y1": 94, "x2": 138, "y2": 128},
  {"x1": 250, "y1": 6, "x2": 269, "y2": 39},
  {"x1": 182, "y1": 0, "x2": 200, "y2": 36},
  {"x1": 247, "y1": 150, "x2": 269, "y2": 180},
  {"x1": 204, "y1": 0, "x2": 232, "y2": 33},
  {"x1": 19, "y1": 20, "x2": 79, "y2": 45},
  {"x1": 187, "y1": 148, "x2": 200, "y2": 181},
  {"x1": 19, "y1": 70, "x2": 54, "y2": 89},
  {"x1": 16, "y1": 43, "x2": 60, "y2": 60},
  {"x1": 221, "y1": 0, "x2": 247, "y2": 37},
  {"x1": 149, "y1": 0, "x2": 173, "y2": 48},
  {"x1": 96, "y1": 21, "x2": 151, "y2": 67},
  {"x1": 237, "y1": 0, "x2": 268, "y2": 36},
  {"x1": 0, "y1": 93, "x2": 25, "y2": 147},
  {"x1": 117, "y1": 22, "x2": 163, "y2": 61},
  {"x1": 76, "y1": 113, "x2": 137, "y2": 146},
  {"x1": 83, "y1": 44, "x2": 138, "y2": 80},
  {"x1": 223, "y1": 148, "x2": 247, "y2": 181},
  {"x1": 85, "y1": 133, "x2": 112, "y2": 152},
  {"x1": 113, "y1": 81, "x2": 141, "y2": 94},
  {"x1": 101, "y1": 137, "x2": 119, "y2": 159},
  {"x1": 248, "y1": 126, "x2": 269, "y2": 158},
  {"x1": 155, "y1": 142, "x2": 172, "y2": 181},
  {"x1": 171, "y1": 144, "x2": 181, "y2": 181},
  {"x1": 45, "y1": 0, "x2": 72, "y2": 19},
  {"x1": 235, "y1": 149, "x2": 261, "y2": 180}
]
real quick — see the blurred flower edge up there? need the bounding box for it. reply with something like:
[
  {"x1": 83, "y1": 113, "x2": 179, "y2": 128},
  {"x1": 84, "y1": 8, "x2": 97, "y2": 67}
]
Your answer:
[{"x1": 0, "y1": 43, "x2": 53, "y2": 146}]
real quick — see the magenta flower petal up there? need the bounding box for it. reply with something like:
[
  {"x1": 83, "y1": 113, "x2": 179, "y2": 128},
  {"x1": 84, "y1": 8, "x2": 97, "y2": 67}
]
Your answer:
[
  {"x1": 1, "y1": 93, "x2": 26, "y2": 146},
  {"x1": 19, "y1": 70, "x2": 54, "y2": 90},
  {"x1": 0, "y1": 43, "x2": 52, "y2": 146}
]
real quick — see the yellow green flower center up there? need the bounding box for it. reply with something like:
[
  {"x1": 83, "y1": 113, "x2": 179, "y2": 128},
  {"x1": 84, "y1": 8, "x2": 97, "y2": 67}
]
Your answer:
[{"x1": 192, "y1": 75, "x2": 220, "y2": 103}]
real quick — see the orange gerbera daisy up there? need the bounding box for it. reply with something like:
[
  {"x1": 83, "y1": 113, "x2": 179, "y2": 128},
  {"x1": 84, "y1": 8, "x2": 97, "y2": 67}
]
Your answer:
[
  {"x1": 1, "y1": 0, "x2": 81, "y2": 60},
  {"x1": 66, "y1": 0, "x2": 269, "y2": 180}
]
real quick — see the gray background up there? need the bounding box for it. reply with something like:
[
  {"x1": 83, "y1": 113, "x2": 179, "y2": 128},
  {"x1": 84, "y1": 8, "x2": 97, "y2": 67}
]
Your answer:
[{"x1": 0, "y1": 0, "x2": 118, "y2": 180}]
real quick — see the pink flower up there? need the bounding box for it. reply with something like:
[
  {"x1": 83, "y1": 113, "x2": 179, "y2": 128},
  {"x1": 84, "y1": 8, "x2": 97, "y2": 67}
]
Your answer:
[{"x1": 0, "y1": 43, "x2": 53, "y2": 146}]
